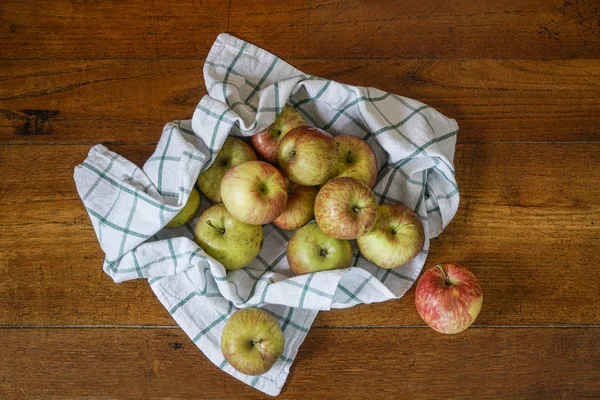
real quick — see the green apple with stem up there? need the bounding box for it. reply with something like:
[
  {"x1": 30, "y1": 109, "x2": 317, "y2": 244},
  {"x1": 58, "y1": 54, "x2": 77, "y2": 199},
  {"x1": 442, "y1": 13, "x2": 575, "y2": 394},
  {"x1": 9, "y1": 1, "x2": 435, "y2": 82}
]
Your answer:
[
  {"x1": 273, "y1": 180, "x2": 318, "y2": 231},
  {"x1": 220, "y1": 161, "x2": 288, "y2": 225},
  {"x1": 197, "y1": 137, "x2": 257, "y2": 203},
  {"x1": 356, "y1": 203, "x2": 425, "y2": 269},
  {"x1": 314, "y1": 177, "x2": 378, "y2": 240},
  {"x1": 221, "y1": 308, "x2": 285, "y2": 376},
  {"x1": 333, "y1": 135, "x2": 378, "y2": 188},
  {"x1": 251, "y1": 105, "x2": 305, "y2": 162},
  {"x1": 165, "y1": 187, "x2": 201, "y2": 228},
  {"x1": 277, "y1": 127, "x2": 337, "y2": 186},
  {"x1": 194, "y1": 203, "x2": 263, "y2": 271},
  {"x1": 287, "y1": 223, "x2": 353, "y2": 275}
]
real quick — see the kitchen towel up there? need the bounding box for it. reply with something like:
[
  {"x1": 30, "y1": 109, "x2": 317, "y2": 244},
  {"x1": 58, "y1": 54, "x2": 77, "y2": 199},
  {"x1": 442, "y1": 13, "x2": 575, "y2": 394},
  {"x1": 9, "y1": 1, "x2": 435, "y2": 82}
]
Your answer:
[{"x1": 74, "y1": 33, "x2": 459, "y2": 396}]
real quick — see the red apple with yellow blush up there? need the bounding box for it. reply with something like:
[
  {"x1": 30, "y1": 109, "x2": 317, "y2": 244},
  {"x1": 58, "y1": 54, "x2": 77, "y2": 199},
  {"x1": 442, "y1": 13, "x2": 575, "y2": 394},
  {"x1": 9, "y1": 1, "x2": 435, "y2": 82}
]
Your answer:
[{"x1": 415, "y1": 263, "x2": 483, "y2": 334}]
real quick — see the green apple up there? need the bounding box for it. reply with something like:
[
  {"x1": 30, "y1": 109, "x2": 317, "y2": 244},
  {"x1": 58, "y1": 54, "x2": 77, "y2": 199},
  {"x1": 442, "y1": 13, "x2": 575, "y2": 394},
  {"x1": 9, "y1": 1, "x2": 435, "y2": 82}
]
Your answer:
[
  {"x1": 194, "y1": 203, "x2": 263, "y2": 271},
  {"x1": 197, "y1": 137, "x2": 257, "y2": 203},
  {"x1": 221, "y1": 308, "x2": 285, "y2": 376},
  {"x1": 273, "y1": 181, "x2": 318, "y2": 231},
  {"x1": 165, "y1": 187, "x2": 201, "y2": 228},
  {"x1": 277, "y1": 127, "x2": 337, "y2": 186},
  {"x1": 220, "y1": 161, "x2": 287, "y2": 225},
  {"x1": 287, "y1": 223, "x2": 353, "y2": 275},
  {"x1": 356, "y1": 203, "x2": 425, "y2": 269},
  {"x1": 250, "y1": 105, "x2": 305, "y2": 162},
  {"x1": 333, "y1": 135, "x2": 378, "y2": 188},
  {"x1": 314, "y1": 177, "x2": 378, "y2": 240}
]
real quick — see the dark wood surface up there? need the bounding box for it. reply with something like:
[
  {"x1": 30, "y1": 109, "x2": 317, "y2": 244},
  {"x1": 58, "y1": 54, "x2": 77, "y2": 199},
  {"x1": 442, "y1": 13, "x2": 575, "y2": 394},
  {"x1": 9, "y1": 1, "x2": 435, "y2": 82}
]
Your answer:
[{"x1": 1, "y1": 0, "x2": 599, "y2": 398}]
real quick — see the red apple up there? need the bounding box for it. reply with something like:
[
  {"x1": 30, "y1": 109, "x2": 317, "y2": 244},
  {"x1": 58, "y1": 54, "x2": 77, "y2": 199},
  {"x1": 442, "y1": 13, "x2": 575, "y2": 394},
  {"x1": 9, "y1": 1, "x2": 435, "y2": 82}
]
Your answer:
[
  {"x1": 277, "y1": 127, "x2": 337, "y2": 186},
  {"x1": 251, "y1": 105, "x2": 305, "y2": 162},
  {"x1": 273, "y1": 181, "x2": 318, "y2": 230},
  {"x1": 415, "y1": 263, "x2": 483, "y2": 334},
  {"x1": 314, "y1": 177, "x2": 378, "y2": 240},
  {"x1": 333, "y1": 135, "x2": 378, "y2": 188},
  {"x1": 197, "y1": 137, "x2": 257, "y2": 203},
  {"x1": 220, "y1": 161, "x2": 287, "y2": 225}
]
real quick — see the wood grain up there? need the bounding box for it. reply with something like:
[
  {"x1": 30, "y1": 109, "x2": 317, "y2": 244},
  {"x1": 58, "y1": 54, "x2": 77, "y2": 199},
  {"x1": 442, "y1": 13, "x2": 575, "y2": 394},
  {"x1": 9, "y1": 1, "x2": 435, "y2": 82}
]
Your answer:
[
  {"x1": 1, "y1": 59, "x2": 600, "y2": 144},
  {"x1": 2, "y1": 0, "x2": 600, "y2": 60},
  {"x1": 1, "y1": 143, "x2": 599, "y2": 326},
  {"x1": 0, "y1": 328, "x2": 598, "y2": 398}
]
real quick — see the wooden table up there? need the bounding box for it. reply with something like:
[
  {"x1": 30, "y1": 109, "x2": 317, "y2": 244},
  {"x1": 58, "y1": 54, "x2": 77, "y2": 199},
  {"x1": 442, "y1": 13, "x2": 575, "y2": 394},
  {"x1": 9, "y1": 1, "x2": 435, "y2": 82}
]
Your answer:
[{"x1": 1, "y1": 1, "x2": 599, "y2": 398}]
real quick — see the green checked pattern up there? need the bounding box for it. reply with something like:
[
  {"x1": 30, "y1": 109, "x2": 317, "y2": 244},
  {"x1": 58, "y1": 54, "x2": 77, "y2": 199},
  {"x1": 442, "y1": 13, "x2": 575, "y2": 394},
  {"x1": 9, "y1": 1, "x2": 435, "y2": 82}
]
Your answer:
[{"x1": 74, "y1": 34, "x2": 459, "y2": 396}]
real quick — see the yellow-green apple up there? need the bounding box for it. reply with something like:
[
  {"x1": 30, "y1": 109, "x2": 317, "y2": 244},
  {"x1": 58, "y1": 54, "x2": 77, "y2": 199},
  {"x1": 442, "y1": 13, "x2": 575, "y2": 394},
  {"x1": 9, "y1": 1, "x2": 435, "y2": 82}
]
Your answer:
[
  {"x1": 333, "y1": 135, "x2": 378, "y2": 188},
  {"x1": 197, "y1": 137, "x2": 257, "y2": 203},
  {"x1": 287, "y1": 223, "x2": 353, "y2": 275},
  {"x1": 273, "y1": 181, "x2": 318, "y2": 230},
  {"x1": 415, "y1": 263, "x2": 483, "y2": 334},
  {"x1": 166, "y1": 187, "x2": 201, "y2": 228},
  {"x1": 277, "y1": 127, "x2": 337, "y2": 186},
  {"x1": 250, "y1": 105, "x2": 305, "y2": 162},
  {"x1": 314, "y1": 177, "x2": 378, "y2": 240},
  {"x1": 220, "y1": 161, "x2": 287, "y2": 225},
  {"x1": 356, "y1": 203, "x2": 424, "y2": 269},
  {"x1": 221, "y1": 308, "x2": 285, "y2": 375},
  {"x1": 194, "y1": 203, "x2": 263, "y2": 271}
]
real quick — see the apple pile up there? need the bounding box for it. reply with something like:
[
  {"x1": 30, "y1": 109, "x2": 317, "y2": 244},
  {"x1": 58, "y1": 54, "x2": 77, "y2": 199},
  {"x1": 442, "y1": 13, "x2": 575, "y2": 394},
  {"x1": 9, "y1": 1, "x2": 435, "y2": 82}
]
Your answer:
[
  {"x1": 166, "y1": 106, "x2": 481, "y2": 376},
  {"x1": 173, "y1": 105, "x2": 427, "y2": 277}
]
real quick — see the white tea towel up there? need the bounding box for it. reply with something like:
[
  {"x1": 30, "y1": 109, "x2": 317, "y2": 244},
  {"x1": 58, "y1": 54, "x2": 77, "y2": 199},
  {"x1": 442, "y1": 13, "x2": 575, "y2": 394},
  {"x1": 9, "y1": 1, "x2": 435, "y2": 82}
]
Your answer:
[{"x1": 74, "y1": 33, "x2": 459, "y2": 396}]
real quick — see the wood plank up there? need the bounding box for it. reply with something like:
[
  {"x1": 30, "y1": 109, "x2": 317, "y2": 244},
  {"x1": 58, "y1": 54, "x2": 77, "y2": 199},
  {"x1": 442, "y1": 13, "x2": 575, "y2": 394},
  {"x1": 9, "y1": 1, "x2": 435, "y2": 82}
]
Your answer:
[
  {"x1": 2, "y1": 0, "x2": 600, "y2": 60},
  {"x1": 0, "y1": 328, "x2": 598, "y2": 398},
  {"x1": 0, "y1": 0, "x2": 229, "y2": 59},
  {"x1": 2, "y1": 59, "x2": 600, "y2": 144},
  {"x1": 1, "y1": 143, "x2": 599, "y2": 326}
]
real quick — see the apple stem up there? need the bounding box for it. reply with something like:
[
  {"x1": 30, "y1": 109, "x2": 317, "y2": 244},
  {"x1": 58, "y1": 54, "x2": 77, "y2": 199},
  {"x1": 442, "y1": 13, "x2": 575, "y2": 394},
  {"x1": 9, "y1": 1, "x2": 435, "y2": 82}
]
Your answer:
[
  {"x1": 206, "y1": 220, "x2": 225, "y2": 234},
  {"x1": 436, "y1": 264, "x2": 451, "y2": 286}
]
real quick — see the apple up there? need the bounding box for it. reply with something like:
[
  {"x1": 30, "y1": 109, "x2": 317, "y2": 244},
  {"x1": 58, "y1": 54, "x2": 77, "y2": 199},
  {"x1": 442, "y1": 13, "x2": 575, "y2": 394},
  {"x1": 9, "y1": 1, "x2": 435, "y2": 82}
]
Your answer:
[
  {"x1": 287, "y1": 222, "x2": 353, "y2": 275},
  {"x1": 165, "y1": 187, "x2": 201, "y2": 228},
  {"x1": 194, "y1": 203, "x2": 263, "y2": 271},
  {"x1": 277, "y1": 127, "x2": 337, "y2": 186},
  {"x1": 251, "y1": 105, "x2": 306, "y2": 162},
  {"x1": 221, "y1": 308, "x2": 285, "y2": 376},
  {"x1": 333, "y1": 135, "x2": 378, "y2": 188},
  {"x1": 220, "y1": 161, "x2": 287, "y2": 225},
  {"x1": 273, "y1": 181, "x2": 318, "y2": 230},
  {"x1": 415, "y1": 263, "x2": 483, "y2": 334},
  {"x1": 197, "y1": 137, "x2": 257, "y2": 203},
  {"x1": 314, "y1": 177, "x2": 378, "y2": 240},
  {"x1": 356, "y1": 203, "x2": 424, "y2": 269}
]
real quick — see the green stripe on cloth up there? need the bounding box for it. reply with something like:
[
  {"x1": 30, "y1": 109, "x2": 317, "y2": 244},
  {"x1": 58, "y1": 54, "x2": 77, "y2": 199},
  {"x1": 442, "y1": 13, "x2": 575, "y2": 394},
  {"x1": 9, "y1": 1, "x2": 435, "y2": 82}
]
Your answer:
[
  {"x1": 81, "y1": 162, "x2": 180, "y2": 212},
  {"x1": 204, "y1": 61, "x2": 261, "y2": 91},
  {"x1": 298, "y1": 274, "x2": 315, "y2": 308},
  {"x1": 337, "y1": 275, "x2": 373, "y2": 304},
  {"x1": 270, "y1": 310, "x2": 310, "y2": 333},
  {"x1": 86, "y1": 207, "x2": 150, "y2": 239},
  {"x1": 192, "y1": 302, "x2": 234, "y2": 343},
  {"x1": 223, "y1": 42, "x2": 248, "y2": 108},
  {"x1": 131, "y1": 249, "x2": 143, "y2": 278},
  {"x1": 169, "y1": 291, "x2": 197, "y2": 314},
  {"x1": 244, "y1": 56, "x2": 279, "y2": 103},
  {"x1": 372, "y1": 105, "x2": 430, "y2": 137},
  {"x1": 279, "y1": 307, "x2": 294, "y2": 331},
  {"x1": 282, "y1": 279, "x2": 334, "y2": 300},
  {"x1": 82, "y1": 153, "x2": 119, "y2": 201},
  {"x1": 167, "y1": 239, "x2": 178, "y2": 275},
  {"x1": 157, "y1": 127, "x2": 175, "y2": 193}
]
